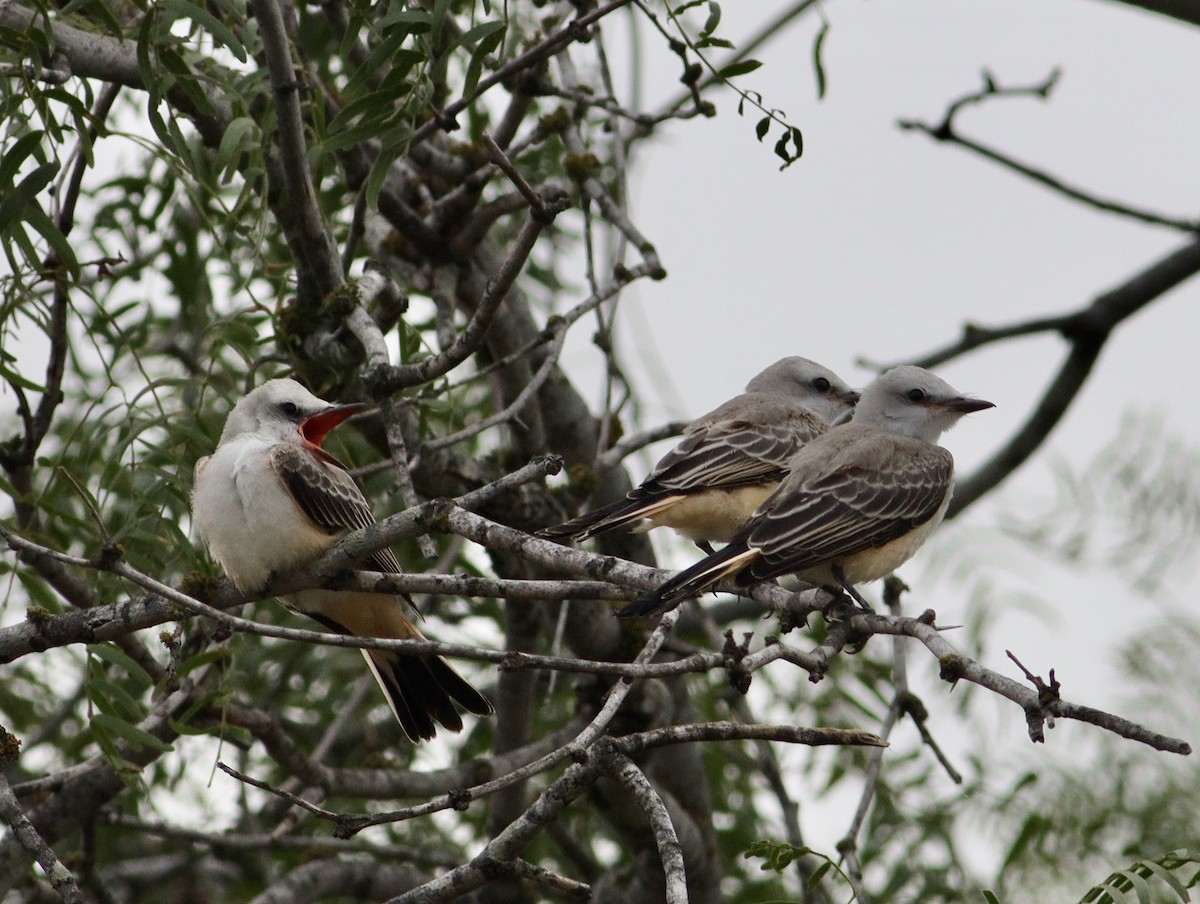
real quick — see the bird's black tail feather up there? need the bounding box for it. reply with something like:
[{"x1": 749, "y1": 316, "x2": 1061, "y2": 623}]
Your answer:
[
  {"x1": 536, "y1": 494, "x2": 653, "y2": 543},
  {"x1": 618, "y1": 542, "x2": 758, "y2": 619}
]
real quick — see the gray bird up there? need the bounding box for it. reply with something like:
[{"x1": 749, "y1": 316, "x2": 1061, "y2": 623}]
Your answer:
[
  {"x1": 620, "y1": 366, "x2": 993, "y2": 618},
  {"x1": 539, "y1": 357, "x2": 859, "y2": 552}
]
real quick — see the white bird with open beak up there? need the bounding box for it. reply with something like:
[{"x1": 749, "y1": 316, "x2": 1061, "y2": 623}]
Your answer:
[{"x1": 191, "y1": 378, "x2": 491, "y2": 742}]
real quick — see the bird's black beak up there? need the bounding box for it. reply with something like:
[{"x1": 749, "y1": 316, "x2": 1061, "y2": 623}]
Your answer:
[
  {"x1": 941, "y1": 396, "x2": 995, "y2": 414},
  {"x1": 300, "y1": 402, "x2": 365, "y2": 448},
  {"x1": 840, "y1": 389, "x2": 862, "y2": 406}
]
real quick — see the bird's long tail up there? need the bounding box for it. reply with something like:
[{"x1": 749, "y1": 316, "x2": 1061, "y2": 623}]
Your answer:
[
  {"x1": 298, "y1": 594, "x2": 492, "y2": 743},
  {"x1": 619, "y1": 543, "x2": 759, "y2": 619},
  {"x1": 361, "y1": 645, "x2": 492, "y2": 743},
  {"x1": 537, "y1": 493, "x2": 681, "y2": 543}
]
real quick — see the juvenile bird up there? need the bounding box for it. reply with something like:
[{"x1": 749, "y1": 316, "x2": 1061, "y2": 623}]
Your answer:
[
  {"x1": 539, "y1": 357, "x2": 859, "y2": 553},
  {"x1": 621, "y1": 366, "x2": 993, "y2": 618}
]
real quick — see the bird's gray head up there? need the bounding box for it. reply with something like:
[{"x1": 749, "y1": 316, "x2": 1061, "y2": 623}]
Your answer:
[
  {"x1": 744, "y1": 357, "x2": 860, "y2": 424},
  {"x1": 853, "y1": 366, "x2": 994, "y2": 444},
  {"x1": 218, "y1": 379, "x2": 362, "y2": 447}
]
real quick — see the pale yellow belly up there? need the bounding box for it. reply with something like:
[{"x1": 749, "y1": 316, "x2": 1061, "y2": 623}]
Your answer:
[
  {"x1": 638, "y1": 483, "x2": 780, "y2": 543},
  {"x1": 795, "y1": 493, "x2": 950, "y2": 588}
]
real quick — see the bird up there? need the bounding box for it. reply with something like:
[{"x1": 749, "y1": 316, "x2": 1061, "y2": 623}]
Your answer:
[
  {"x1": 191, "y1": 378, "x2": 492, "y2": 742},
  {"x1": 620, "y1": 366, "x2": 994, "y2": 618},
  {"x1": 538, "y1": 357, "x2": 859, "y2": 553}
]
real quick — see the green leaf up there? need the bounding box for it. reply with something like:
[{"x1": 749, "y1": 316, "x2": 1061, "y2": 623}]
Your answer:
[
  {"x1": 161, "y1": 0, "x2": 247, "y2": 62},
  {"x1": 807, "y1": 860, "x2": 831, "y2": 887},
  {"x1": 755, "y1": 116, "x2": 770, "y2": 142},
  {"x1": 91, "y1": 712, "x2": 172, "y2": 753},
  {"x1": 0, "y1": 131, "x2": 47, "y2": 185},
  {"x1": 773, "y1": 126, "x2": 804, "y2": 169},
  {"x1": 1138, "y1": 859, "x2": 1189, "y2": 900},
  {"x1": 89, "y1": 675, "x2": 145, "y2": 723},
  {"x1": 90, "y1": 643, "x2": 154, "y2": 691},
  {"x1": 23, "y1": 204, "x2": 80, "y2": 275},
  {"x1": 0, "y1": 162, "x2": 58, "y2": 232},
  {"x1": 456, "y1": 18, "x2": 505, "y2": 50},
  {"x1": 813, "y1": 19, "x2": 830, "y2": 99},
  {"x1": 430, "y1": 0, "x2": 453, "y2": 49},
  {"x1": 981, "y1": 892, "x2": 1003, "y2": 904},
  {"x1": 717, "y1": 59, "x2": 761, "y2": 79},
  {"x1": 1116, "y1": 868, "x2": 1153, "y2": 904},
  {"x1": 701, "y1": 1, "x2": 721, "y2": 37},
  {"x1": 177, "y1": 648, "x2": 231, "y2": 678},
  {"x1": 215, "y1": 116, "x2": 258, "y2": 180},
  {"x1": 464, "y1": 23, "x2": 506, "y2": 99}
]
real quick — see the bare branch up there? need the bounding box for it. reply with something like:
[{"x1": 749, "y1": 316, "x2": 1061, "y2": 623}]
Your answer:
[
  {"x1": 593, "y1": 420, "x2": 689, "y2": 471},
  {"x1": 248, "y1": 0, "x2": 343, "y2": 300},
  {"x1": 0, "y1": 769, "x2": 86, "y2": 904},
  {"x1": 898, "y1": 70, "x2": 1199, "y2": 232},
  {"x1": 947, "y1": 235, "x2": 1200, "y2": 516},
  {"x1": 601, "y1": 751, "x2": 688, "y2": 903},
  {"x1": 862, "y1": 611, "x2": 1191, "y2": 754}
]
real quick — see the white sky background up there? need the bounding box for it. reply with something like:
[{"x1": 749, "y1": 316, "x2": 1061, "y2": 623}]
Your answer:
[{"x1": 553, "y1": 0, "x2": 1200, "y2": 866}]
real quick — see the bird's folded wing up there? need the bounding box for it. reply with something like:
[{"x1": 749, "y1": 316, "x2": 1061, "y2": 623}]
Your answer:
[
  {"x1": 640, "y1": 409, "x2": 825, "y2": 496},
  {"x1": 269, "y1": 444, "x2": 404, "y2": 575},
  {"x1": 743, "y1": 443, "x2": 953, "y2": 580}
]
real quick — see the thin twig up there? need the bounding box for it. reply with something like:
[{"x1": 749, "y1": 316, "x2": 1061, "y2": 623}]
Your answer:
[{"x1": 898, "y1": 70, "x2": 1199, "y2": 232}]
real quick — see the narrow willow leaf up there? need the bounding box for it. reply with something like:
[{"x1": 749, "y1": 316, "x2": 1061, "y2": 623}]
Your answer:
[
  {"x1": 1138, "y1": 859, "x2": 1189, "y2": 899},
  {"x1": 718, "y1": 59, "x2": 761, "y2": 79},
  {"x1": 813, "y1": 19, "x2": 830, "y2": 99},
  {"x1": 215, "y1": 116, "x2": 257, "y2": 180},
  {"x1": 162, "y1": 0, "x2": 247, "y2": 62},
  {"x1": 0, "y1": 131, "x2": 46, "y2": 185},
  {"x1": 90, "y1": 643, "x2": 155, "y2": 691},
  {"x1": 92, "y1": 712, "x2": 173, "y2": 753},
  {"x1": 0, "y1": 162, "x2": 57, "y2": 232},
  {"x1": 701, "y1": 1, "x2": 721, "y2": 38}
]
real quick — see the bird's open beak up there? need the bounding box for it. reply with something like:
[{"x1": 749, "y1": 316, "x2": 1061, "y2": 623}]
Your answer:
[
  {"x1": 300, "y1": 402, "x2": 365, "y2": 448},
  {"x1": 940, "y1": 396, "x2": 995, "y2": 414}
]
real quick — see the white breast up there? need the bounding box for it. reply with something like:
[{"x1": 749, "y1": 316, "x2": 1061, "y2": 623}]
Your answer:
[{"x1": 192, "y1": 437, "x2": 338, "y2": 592}]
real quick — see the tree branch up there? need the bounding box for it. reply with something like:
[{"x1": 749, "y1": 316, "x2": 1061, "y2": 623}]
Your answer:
[
  {"x1": 600, "y1": 750, "x2": 688, "y2": 904},
  {"x1": 0, "y1": 769, "x2": 86, "y2": 904},
  {"x1": 946, "y1": 235, "x2": 1200, "y2": 516},
  {"x1": 247, "y1": 0, "x2": 343, "y2": 302},
  {"x1": 898, "y1": 69, "x2": 1199, "y2": 232}
]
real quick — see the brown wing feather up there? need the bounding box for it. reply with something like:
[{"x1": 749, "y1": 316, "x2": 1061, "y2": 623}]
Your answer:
[
  {"x1": 269, "y1": 444, "x2": 403, "y2": 575},
  {"x1": 539, "y1": 397, "x2": 826, "y2": 541},
  {"x1": 740, "y1": 434, "x2": 952, "y2": 582},
  {"x1": 642, "y1": 397, "x2": 826, "y2": 494}
]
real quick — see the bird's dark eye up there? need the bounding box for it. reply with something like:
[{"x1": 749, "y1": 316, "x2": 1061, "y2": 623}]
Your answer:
[
  {"x1": 279, "y1": 401, "x2": 301, "y2": 417},
  {"x1": 812, "y1": 377, "x2": 831, "y2": 393},
  {"x1": 906, "y1": 388, "x2": 927, "y2": 403}
]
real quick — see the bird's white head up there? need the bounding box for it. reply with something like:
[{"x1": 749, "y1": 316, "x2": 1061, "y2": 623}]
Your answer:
[
  {"x1": 218, "y1": 378, "x2": 364, "y2": 450},
  {"x1": 853, "y1": 365, "x2": 994, "y2": 444},
  {"x1": 744, "y1": 357, "x2": 861, "y2": 424}
]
